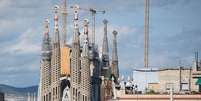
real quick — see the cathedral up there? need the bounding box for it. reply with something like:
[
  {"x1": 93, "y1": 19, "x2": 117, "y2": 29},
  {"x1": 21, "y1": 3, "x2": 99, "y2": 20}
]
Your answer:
[{"x1": 38, "y1": 1, "x2": 120, "y2": 101}]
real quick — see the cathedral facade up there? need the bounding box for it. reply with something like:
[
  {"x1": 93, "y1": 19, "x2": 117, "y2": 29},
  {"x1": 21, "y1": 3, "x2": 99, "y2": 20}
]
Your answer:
[{"x1": 38, "y1": 1, "x2": 119, "y2": 101}]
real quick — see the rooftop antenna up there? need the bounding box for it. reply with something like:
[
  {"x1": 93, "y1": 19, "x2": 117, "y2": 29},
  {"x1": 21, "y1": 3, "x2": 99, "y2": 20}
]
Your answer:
[{"x1": 195, "y1": 51, "x2": 199, "y2": 69}]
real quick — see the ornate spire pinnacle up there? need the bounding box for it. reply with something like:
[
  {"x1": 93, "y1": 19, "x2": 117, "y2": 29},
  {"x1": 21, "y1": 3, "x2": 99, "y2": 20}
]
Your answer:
[
  {"x1": 53, "y1": 5, "x2": 60, "y2": 44},
  {"x1": 54, "y1": 5, "x2": 59, "y2": 31},
  {"x1": 83, "y1": 19, "x2": 89, "y2": 40},
  {"x1": 44, "y1": 18, "x2": 49, "y2": 36},
  {"x1": 112, "y1": 30, "x2": 119, "y2": 80},
  {"x1": 42, "y1": 18, "x2": 51, "y2": 53},
  {"x1": 72, "y1": 4, "x2": 79, "y2": 21},
  {"x1": 112, "y1": 30, "x2": 118, "y2": 61},
  {"x1": 82, "y1": 19, "x2": 89, "y2": 57},
  {"x1": 43, "y1": 18, "x2": 50, "y2": 42},
  {"x1": 102, "y1": 19, "x2": 109, "y2": 56},
  {"x1": 72, "y1": 4, "x2": 80, "y2": 44}
]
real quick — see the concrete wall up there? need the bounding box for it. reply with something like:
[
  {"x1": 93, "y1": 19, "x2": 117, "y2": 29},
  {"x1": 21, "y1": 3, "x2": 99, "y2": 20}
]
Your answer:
[
  {"x1": 159, "y1": 69, "x2": 181, "y2": 93},
  {"x1": 148, "y1": 83, "x2": 160, "y2": 92},
  {"x1": 158, "y1": 68, "x2": 192, "y2": 93},
  {"x1": 133, "y1": 67, "x2": 200, "y2": 93}
]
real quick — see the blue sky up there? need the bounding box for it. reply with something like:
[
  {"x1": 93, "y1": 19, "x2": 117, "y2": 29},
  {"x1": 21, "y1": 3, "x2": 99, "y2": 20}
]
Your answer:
[{"x1": 0, "y1": 0, "x2": 201, "y2": 87}]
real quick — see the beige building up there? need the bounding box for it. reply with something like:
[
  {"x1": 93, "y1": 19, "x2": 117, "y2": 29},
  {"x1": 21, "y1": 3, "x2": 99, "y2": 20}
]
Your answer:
[
  {"x1": 158, "y1": 67, "x2": 191, "y2": 93},
  {"x1": 147, "y1": 61, "x2": 201, "y2": 93},
  {"x1": 191, "y1": 60, "x2": 201, "y2": 92},
  {"x1": 148, "y1": 83, "x2": 160, "y2": 92}
]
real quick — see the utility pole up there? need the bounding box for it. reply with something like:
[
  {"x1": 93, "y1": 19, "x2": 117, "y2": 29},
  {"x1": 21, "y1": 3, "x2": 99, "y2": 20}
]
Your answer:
[
  {"x1": 170, "y1": 85, "x2": 174, "y2": 101},
  {"x1": 195, "y1": 51, "x2": 199, "y2": 70},
  {"x1": 144, "y1": 0, "x2": 150, "y2": 68}
]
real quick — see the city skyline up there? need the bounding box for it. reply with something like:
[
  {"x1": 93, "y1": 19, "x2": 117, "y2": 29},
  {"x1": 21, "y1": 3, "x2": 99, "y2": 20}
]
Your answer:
[{"x1": 1, "y1": 0, "x2": 201, "y2": 87}]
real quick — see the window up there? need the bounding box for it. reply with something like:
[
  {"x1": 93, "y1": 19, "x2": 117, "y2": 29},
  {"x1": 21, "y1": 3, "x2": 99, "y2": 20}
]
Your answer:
[
  {"x1": 53, "y1": 88, "x2": 55, "y2": 96},
  {"x1": 181, "y1": 83, "x2": 189, "y2": 91},
  {"x1": 165, "y1": 83, "x2": 174, "y2": 91}
]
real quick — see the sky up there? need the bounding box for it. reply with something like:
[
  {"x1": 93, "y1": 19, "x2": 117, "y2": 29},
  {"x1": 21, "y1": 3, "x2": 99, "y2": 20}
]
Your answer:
[{"x1": 0, "y1": 0, "x2": 201, "y2": 87}]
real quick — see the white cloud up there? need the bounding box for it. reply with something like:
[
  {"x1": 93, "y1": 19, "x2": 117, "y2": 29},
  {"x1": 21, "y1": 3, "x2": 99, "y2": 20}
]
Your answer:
[
  {"x1": 0, "y1": 0, "x2": 11, "y2": 9},
  {"x1": 89, "y1": 24, "x2": 137, "y2": 51},
  {"x1": 0, "y1": 0, "x2": 199, "y2": 87},
  {"x1": 1, "y1": 27, "x2": 41, "y2": 55}
]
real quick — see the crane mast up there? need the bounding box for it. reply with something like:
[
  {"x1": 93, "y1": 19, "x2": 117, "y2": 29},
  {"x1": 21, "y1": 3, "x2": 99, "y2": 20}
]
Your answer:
[
  {"x1": 91, "y1": 9, "x2": 96, "y2": 46},
  {"x1": 61, "y1": 0, "x2": 67, "y2": 46},
  {"x1": 144, "y1": 0, "x2": 149, "y2": 68},
  {"x1": 89, "y1": 8, "x2": 105, "y2": 46}
]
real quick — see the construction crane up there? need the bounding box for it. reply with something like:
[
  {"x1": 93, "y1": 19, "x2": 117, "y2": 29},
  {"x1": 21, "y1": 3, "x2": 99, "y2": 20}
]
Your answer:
[
  {"x1": 89, "y1": 8, "x2": 105, "y2": 46},
  {"x1": 70, "y1": 6, "x2": 105, "y2": 45},
  {"x1": 144, "y1": 0, "x2": 150, "y2": 68},
  {"x1": 61, "y1": 0, "x2": 68, "y2": 46}
]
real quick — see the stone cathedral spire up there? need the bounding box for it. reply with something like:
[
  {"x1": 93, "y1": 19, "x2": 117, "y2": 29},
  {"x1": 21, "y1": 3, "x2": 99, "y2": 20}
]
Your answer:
[
  {"x1": 38, "y1": 1, "x2": 123, "y2": 101},
  {"x1": 40, "y1": 19, "x2": 51, "y2": 101},
  {"x1": 80, "y1": 19, "x2": 91, "y2": 101},
  {"x1": 51, "y1": 5, "x2": 61, "y2": 101},
  {"x1": 111, "y1": 30, "x2": 119, "y2": 81},
  {"x1": 101, "y1": 19, "x2": 110, "y2": 77},
  {"x1": 70, "y1": 5, "x2": 81, "y2": 101}
]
